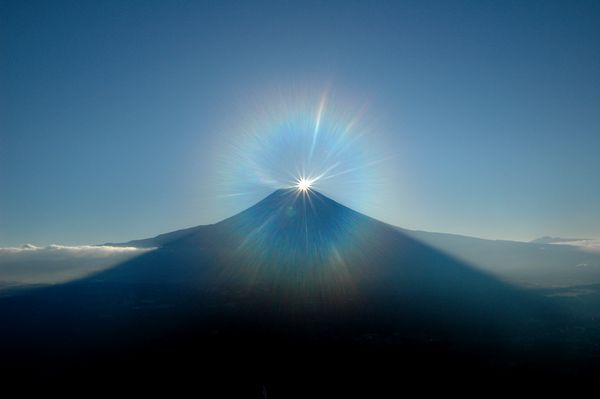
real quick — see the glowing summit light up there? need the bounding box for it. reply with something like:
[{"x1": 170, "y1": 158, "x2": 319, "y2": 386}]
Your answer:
[
  {"x1": 219, "y1": 87, "x2": 388, "y2": 214},
  {"x1": 217, "y1": 87, "x2": 392, "y2": 293},
  {"x1": 296, "y1": 177, "x2": 313, "y2": 192}
]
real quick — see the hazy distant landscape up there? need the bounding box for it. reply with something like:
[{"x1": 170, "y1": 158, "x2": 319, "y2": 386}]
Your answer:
[{"x1": 2, "y1": 0, "x2": 599, "y2": 395}]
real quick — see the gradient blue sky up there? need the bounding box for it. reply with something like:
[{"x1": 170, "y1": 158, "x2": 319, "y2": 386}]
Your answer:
[{"x1": 1, "y1": 0, "x2": 599, "y2": 246}]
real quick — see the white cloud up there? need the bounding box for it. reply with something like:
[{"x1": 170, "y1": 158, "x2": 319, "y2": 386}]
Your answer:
[
  {"x1": 0, "y1": 244, "x2": 148, "y2": 255},
  {"x1": 0, "y1": 244, "x2": 154, "y2": 286},
  {"x1": 550, "y1": 239, "x2": 600, "y2": 252}
]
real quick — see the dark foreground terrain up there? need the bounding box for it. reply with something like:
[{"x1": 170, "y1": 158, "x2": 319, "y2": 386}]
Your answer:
[
  {"x1": 2, "y1": 281, "x2": 600, "y2": 396},
  {"x1": 2, "y1": 190, "x2": 600, "y2": 396}
]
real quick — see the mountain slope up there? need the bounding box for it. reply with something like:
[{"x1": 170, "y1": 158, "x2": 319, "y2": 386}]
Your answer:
[
  {"x1": 0, "y1": 189, "x2": 573, "y2": 394},
  {"x1": 109, "y1": 189, "x2": 600, "y2": 290},
  {"x1": 400, "y1": 228, "x2": 600, "y2": 288},
  {"x1": 87, "y1": 189, "x2": 546, "y2": 327}
]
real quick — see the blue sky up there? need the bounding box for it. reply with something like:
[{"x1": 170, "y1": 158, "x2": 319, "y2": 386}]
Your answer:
[{"x1": 1, "y1": 0, "x2": 599, "y2": 245}]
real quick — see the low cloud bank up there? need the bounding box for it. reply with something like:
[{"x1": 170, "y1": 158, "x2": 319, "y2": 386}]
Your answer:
[
  {"x1": 551, "y1": 239, "x2": 600, "y2": 252},
  {"x1": 0, "y1": 244, "x2": 147, "y2": 255},
  {"x1": 0, "y1": 244, "x2": 153, "y2": 287}
]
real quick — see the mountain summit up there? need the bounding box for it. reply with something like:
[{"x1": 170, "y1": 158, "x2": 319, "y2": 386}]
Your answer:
[
  {"x1": 96, "y1": 189, "x2": 543, "y2": 324},
  {"x1": 0, "y1": 189, "x2": 556, "y2": 394},
  {"x1": 106, "y1": 188, "x2": 390, "y2": 293}
]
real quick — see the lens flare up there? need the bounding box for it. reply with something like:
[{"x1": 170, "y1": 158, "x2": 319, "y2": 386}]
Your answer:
[
  {"x1": 214, "y1": 87, "x2": 392, "y2": 301},
  {"x1": 296, "y1": 177, "x2": 314, "y2": 192},
  {"x1": 218, "y1": 87, "x2": 389, "y2": 214}
]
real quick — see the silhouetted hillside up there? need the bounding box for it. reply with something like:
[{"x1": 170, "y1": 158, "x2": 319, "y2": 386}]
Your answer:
[{"x1": 0, "y1": 189, "x2": 596, "y2": 395}]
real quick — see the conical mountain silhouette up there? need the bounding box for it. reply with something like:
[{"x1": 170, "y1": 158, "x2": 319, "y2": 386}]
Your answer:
[
  {"x1": 93, "y1": 189, "x2": 543, "y2": 324},
  {"x1": 0, "y1": 189, "x2": 560, "y2": 394}
]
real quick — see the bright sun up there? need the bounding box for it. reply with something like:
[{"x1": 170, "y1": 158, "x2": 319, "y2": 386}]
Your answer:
[{"x1": 296, "y1": 178, "x2": 313, "y2": 192}]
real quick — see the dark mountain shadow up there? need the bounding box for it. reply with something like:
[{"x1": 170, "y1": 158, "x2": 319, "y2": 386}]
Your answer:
[{"x1": 0, "y1": 189, "x2": 592, "y2": 395}]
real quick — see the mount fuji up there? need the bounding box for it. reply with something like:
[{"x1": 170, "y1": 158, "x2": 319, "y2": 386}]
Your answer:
[{"x1": 0, "y1": 189, "x2": 572, "y2": 395}]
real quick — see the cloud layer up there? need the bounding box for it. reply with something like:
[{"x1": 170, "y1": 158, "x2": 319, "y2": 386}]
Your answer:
[
  {"x1": 0, "y1": 244, "x2": 147, "y2": 255},
  {"x1": 550, "y1": 239, "x2": 600, "y2": 252},
  {"x1": 0, "y1": 244, "x2": 153, "y2": 287}
]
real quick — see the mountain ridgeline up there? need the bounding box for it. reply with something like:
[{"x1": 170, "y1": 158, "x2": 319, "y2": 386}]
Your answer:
[
  {"x1": 101, "y1": 189, "x2": 542, "y2": 322},
  {"x1": 0, "y1": 189, "x2": 577, "y2": 394}
]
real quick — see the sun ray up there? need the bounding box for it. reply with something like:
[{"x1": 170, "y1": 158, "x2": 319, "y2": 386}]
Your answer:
[
  {"x1": 220, "y1": 88, "x2": 389, "y2": 216},
  {"x1": 309, "y1": 91, "x2": 327, "y2": 161}
]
